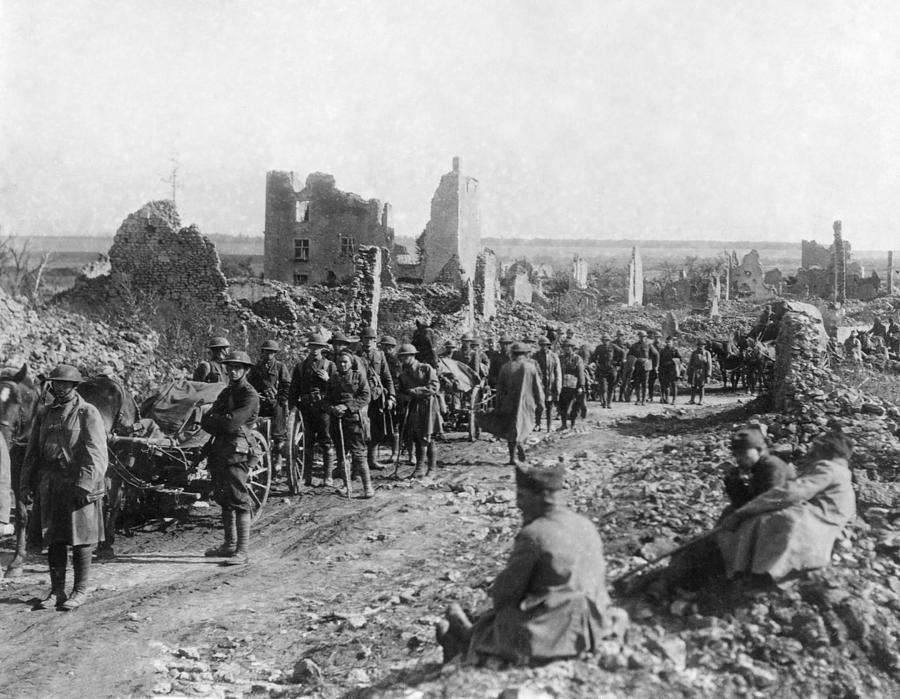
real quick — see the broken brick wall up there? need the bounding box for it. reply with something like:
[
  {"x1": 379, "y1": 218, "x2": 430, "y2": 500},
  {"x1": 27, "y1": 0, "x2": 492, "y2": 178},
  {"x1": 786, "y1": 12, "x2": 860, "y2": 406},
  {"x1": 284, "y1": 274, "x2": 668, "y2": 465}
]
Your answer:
[
  {"x1": 264, "y1": 171, "x2": 394, "y2": 286},
  {"x1": 801, "y1": 240, "x2": 832, "y2": 269},
  {"x1": 108, "y1": 200, "x2": 228, "y2": 304},
  {"x1": 474, "y1": 248, "x2": 498, "y2": 319},
  {"x1": 348, "y1": 246, "x2": 382, "y2": 332}
]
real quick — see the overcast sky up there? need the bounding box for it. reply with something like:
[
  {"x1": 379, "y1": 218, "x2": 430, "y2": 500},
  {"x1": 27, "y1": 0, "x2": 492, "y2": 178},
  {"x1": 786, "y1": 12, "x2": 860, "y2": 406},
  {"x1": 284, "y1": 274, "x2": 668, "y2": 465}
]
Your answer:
[{"x1": 2, "y1": 0, "x2": 900, "y2": 248}]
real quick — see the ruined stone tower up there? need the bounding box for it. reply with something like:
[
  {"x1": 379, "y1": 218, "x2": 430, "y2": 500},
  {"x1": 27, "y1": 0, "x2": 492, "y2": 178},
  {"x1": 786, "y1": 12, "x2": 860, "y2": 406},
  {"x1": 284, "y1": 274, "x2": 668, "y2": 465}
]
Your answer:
[
  {"x1": 264, "y1": 171, "x2": 393, "y2": 285},
  {"x1": 833, "y1": 220, "x2": 846, "y2": 303},
  {"x1": 418, "y1": 157, "x2": 481, "y2": 284}
]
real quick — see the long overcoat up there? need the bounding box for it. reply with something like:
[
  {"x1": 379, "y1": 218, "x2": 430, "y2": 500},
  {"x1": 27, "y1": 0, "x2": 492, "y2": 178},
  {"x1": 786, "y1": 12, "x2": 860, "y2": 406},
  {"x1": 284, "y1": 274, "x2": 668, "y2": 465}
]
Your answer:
[
  {"x1": 494, "y1": 357, "x2": 545, "y2": 443},
  {"x1": 717, "y1": 457, "x2": 855, "y2": 580},
  {"x1": 467, "y1": 506, "x2": 623, "y2": 663},
  {"x1": 534, "y1": 349, "x2": 561, "y2": 402},
  {"x1": 397, "y1": 359, "x2": 442, "y2": 440},
  {"x1": 21, "y1": 394, "x2": 108, "y2": 546},
  {"x1": 0, "y1": 433, "x2": 9, "y2": 526}
]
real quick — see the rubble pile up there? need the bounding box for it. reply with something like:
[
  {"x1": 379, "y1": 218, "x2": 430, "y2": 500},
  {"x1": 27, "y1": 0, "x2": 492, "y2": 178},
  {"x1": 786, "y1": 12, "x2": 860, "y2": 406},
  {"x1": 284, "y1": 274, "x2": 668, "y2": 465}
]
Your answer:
[{"x1": 347, "y1": 246, "x2": 382, "y2": 330}]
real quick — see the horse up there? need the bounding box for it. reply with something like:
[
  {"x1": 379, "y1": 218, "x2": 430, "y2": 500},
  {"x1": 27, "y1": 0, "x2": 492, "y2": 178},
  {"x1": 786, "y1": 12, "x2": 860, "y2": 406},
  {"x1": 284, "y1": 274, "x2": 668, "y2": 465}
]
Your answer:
[
  {"x1": 0, "y1": 365, "x2": 43, "y2": 578},
  {"x1": 707, "y1": 339, "x2": 743, "y2": 391}
]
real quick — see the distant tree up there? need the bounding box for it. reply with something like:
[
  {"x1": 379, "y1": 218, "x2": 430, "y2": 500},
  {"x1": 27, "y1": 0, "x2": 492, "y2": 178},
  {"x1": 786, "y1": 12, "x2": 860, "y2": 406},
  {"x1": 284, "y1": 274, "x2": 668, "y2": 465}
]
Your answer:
[{"x1": 0, "y1": 236, "x2": 51, "y2": 306}]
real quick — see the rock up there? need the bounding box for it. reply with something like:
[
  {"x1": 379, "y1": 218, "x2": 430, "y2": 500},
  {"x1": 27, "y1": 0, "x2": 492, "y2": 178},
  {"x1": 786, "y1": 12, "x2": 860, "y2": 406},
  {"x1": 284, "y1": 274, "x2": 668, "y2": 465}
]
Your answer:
[
  {"x1": 175, "y1": 647, "x2": 202, "y2": 661},
  {"x1": 497, "y1": 687, "x2": 553, "y2": 699},
  {"x1": 345, "y1": 615, "x2": 368, "y2": 629},
  {"x1": 291, "y1": 658, "x2": 323, "y2": 684},
  {"x1": 645, "y1": 636, "x2": 687, "y2": 671},
  {"x1": 346, "y1": 668, "x2": 371, "y2": 685},
  {"x1": 151, "y1": 681, "x2": 173, "y2": 694}
]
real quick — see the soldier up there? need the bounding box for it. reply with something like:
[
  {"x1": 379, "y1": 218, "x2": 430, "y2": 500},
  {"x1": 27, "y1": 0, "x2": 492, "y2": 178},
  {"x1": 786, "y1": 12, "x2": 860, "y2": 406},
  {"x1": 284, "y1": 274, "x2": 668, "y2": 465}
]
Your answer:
[
  {"x1": 20, "y1": 365, "x2": 107, "y2": 610},
  {"x1": 467, "y1": 337, "x2": 491, "y2": 380},
  {"x1": 201, "y1": 351, "x2": 260, "y2": 566},
  {"x1": 657, "y1": 336, "x2": 683, "y2": 404},
  {"x1": 612, "y1": 331, "x2": 628, "y2": 402},
  {"x1": 647, "y1": 331, "x2": 662, "y2": 402},
  {"x1": 358, "y1": 327, "x2": 396, "y2": 472},
  {"x1": 487, "y1": 335, "x2": 513, "y2": 389},
  {"x1": 494, "y1": 343, "x2": 545, "y2": 464},
  {"x1": 412, "y1": 318, "x2": 438, "y2": 368},
  {"x1": 435, "y1": 464, "x2": 628, "y2": 665},
  {"x1": 327, "y1": 350, "x2": 374, "y2": 497},
  {"x1": 687, "y1": 339, "x2": 713, "y2": 405},
  {"x1": 193, "y1": 336, "x2": 230, "y2": 383},
  {"x1": 247, "y1": 340, "x2": 290, "y2": 473},
  {"x1": 534, "y1": 336, "x2": 561, "y2": 431},
  {"x1": 380, "y1": 336, "x2": 402, "y2": 463},
  {"x1": 396, "y1": 344, "x2": 442, "y2": 477},
  {"x1": 628, "y1": 331, "x2": 658, "y2": 406},
  {"x1": 558, "y1": 339, "x2": 586, "y2": 429},
  {"x1": 442, "y1": 339, "x2": 458, "y2": 359},
  {"x1": 330, "y1": 332, "x2": 365, "y2": 374},
  {"x1": 589, "y1": 335, "x2": 618, "y2": 409},
  {"x1": 843, "y1": 330, "x2": 862, "y2": 364},
  {"x1": 289, "y1": 334, "x2": 336, "y2": 487},
  {"x1": 452, "y1": 332, "x2": 474, "y2": 363}
]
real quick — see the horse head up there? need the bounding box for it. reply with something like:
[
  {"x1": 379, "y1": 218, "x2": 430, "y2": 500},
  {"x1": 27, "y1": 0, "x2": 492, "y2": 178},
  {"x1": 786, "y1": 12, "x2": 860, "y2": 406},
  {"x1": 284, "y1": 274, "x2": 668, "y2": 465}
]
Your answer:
[{"x1": 0, "y1": 364, "x2": 40, "y2": 445}]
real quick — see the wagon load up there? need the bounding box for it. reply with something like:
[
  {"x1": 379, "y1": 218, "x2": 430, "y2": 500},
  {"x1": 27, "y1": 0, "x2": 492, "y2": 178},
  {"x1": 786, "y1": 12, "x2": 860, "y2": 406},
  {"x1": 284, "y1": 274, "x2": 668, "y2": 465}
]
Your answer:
[{"x1": 140, "y1": 379, "x2": 226, "y2": 447}]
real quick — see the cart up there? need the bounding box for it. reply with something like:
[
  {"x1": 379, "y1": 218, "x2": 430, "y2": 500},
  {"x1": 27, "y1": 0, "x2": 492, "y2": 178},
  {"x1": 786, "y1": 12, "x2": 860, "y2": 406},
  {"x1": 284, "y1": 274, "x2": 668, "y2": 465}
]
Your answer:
[
  {"x1": 437, "y1": 357, "x2": 490, "y2": 441},
  {"x1": 109, "y1": 379, "x2": 274, "y2": 521}
]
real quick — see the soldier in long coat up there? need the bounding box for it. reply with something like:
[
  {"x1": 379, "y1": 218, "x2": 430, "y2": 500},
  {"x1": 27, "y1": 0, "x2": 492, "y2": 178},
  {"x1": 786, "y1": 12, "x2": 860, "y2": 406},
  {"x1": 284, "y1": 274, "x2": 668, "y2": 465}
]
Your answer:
[
  {"x1": 201, "y1": 351, "x2": 260, "y2": 566},
  {"x1": 247, "y1": 340, "x2": 290, "y2": 472},
  {"x1": 396, "y1": 344, "x2": 442, "y2": 477},
  {"x1": 326, "y1": 350, "x2": 373, "y2": 497},
  {"x1": 487, "y1": 335, "x2": 513, "y2": 389},
  {"x1": 379, "y1": 336, "x2": 402, "y2": 464},
  {"x1": 533, "y1": 336, "x2": 561, "y2": 431},
  {"x1": 357, "y1": 327, "x2": 395, "y2": 473},
  {"x1": 193, "y1": 336, "x2": 230, "y2": 383},
  {"x1": 687, "y1": 339, "x2": 714, "y2": 405},
  {"x1": 557, "y1": 339, "x2": 585, "y2": 429},
  {"x1": 493, "y1": 343, "x2": 545, "y2": 465},
  {"x1": 20, "y1": 364, "x2": 108, "y2": 610},
  {"x1": 657, "y1": 336, "x2": 683, "y2": 404},
  {"x1": 289, "y1": 334, "x2": 336, "y2": 486},
  {"x1": 435, "y1": 464, "x2": 628, "y2": 665},
  {"x1": 717, "y1": 431, "x2": 855, "y2": 583},
  {"x1": 412, "y1": 319, "x2": 439, "y2": 368},
  {"x1": 628, "y1": 331, "x2": 658, "y2": 406},
  {"x1": 589, "y1": 336, "x2": 618, "y2": 409}
]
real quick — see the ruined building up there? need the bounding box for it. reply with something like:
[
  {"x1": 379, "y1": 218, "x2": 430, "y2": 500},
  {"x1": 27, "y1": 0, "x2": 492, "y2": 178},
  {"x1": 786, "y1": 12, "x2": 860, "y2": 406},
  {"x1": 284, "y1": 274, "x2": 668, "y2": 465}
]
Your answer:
[
  {"x1": 264, "y1": 172, "x2": 394, "y2": 286},
  {"x1": 394, "y1": 157, "x2": 482, "y2": 284}
]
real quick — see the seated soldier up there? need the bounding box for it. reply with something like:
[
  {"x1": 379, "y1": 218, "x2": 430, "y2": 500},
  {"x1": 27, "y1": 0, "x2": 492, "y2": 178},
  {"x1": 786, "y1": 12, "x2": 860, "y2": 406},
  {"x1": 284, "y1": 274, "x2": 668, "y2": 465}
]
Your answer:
[
  {"x1": 723, "y1": 427, "x2": 796, "y2": 512},
  {"x1": 435, "y1": 464, "x2": 628, "y2": 666},
  {"x1": 718, "y1": 431, "x2": 856, "y2": 584}
]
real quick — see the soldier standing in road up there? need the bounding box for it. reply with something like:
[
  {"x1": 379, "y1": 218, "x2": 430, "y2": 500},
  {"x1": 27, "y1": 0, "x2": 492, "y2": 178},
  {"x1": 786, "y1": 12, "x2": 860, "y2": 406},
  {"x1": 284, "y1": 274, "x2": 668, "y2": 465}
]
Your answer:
[
  {"x1": 358, "y1": 327, "x2": 395, "y2": 473},
  {"x1": 467, "y1": 337, "x2": 491, "y2": 381},
  {"x1": 412, "y1": 318, "x2": 439, "y2": 368},
  {"x1": 248, "y1": 340, "x2": 290, "y2": 474},
  {"x1": 533, "y1": 336, "x2": 561, "y2": 432},
  {"x1": 20, "y1": 365, "x2": 108, "y2": 610},
  {"x1": 493, "y1": 342, "x2": 544, "y2": 464},
  {"x1": 396, "y1": 344, "x2": 442, "y2": 477},
  {"x1": 647, "y1": 331, "x2": 662, "y2": 402},
  {"x1": 558, "y1": 339, "x2": 586, "y2": 429},
  {"x1": 380, "y1": 336, "x2": 402, "y2": 464},
  {"x1": 193, "y1": 337, "x2": 230, "y2": 383},
  {"x1": 327, "y1": 350, "x2": 374, "y2": 498},
  {"x1": 589, "y1": 335, "x2": 618, "y2": 409},
  {"x1": 488, "y1": 335, "x2": 513, "y2": 390},
  {"x1": 201, "y1": 351, "x2": 260, "y2": 566},
  {"x1": 612, "y1": 331, "x2": 628, "y2": 403},
  {"x1": 687, "y1": 339, "x2": 713, "y2": 405},
  {"x1": 290, "y1": 334, "x2": 337, "y2": 486},
  {"x1": 657, "y1": 336, "x2": 683, "y2": 404},
  {"x1": 628, "y1": 331, "x2": 659, "y2": 406}
]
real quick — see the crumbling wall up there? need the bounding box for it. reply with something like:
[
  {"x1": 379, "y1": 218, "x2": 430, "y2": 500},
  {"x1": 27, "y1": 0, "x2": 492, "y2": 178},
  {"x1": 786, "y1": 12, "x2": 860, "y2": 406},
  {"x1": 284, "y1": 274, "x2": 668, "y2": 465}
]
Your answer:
[
  {"x1": 736, "y1": 249, "x2": 774, "y2": 300},
  {"x1": 627, "y1": 246, "x2": 643, "y2": 306},
  {"x1": 801, "y1": 240, "x2": 831, "y2": 269},
  {"x1": 771, "y1": 302, "x2": 829, "y2": 411},
  {"x1": 570, "y1": 256, "x2": 588, "y2": 289},
  {"x1": 833, "y1": 220, "x2": 847, "y2": 303},
  {"x1": 263, "y1": 171, "x2": 394, "y2": 286},
  {"x1": 474, "y1": 249, "x2": 498, "y2": 319},
  {"x1": 348, "y1": 246, "x2": 382, "y2": 331},
  {"x1": 418, "y1": 157, "x2": 481, "y2": 284},
  {"x1": 512, "y1": 272, "x2": 534, "y2": 304},
  {"x1": 109, "y1": 201, "x2": 228, "y2": 303}
]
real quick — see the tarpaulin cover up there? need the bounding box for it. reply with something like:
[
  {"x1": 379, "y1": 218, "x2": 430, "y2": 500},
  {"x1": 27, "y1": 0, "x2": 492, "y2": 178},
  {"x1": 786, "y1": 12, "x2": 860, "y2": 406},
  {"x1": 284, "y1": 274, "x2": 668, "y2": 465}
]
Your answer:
[
  {"x1": 437, "y1": 357, "x2": 480, "y2": 394},
  {"x1": 144, "y1": 379, "x2": 226, "y2": 436}
]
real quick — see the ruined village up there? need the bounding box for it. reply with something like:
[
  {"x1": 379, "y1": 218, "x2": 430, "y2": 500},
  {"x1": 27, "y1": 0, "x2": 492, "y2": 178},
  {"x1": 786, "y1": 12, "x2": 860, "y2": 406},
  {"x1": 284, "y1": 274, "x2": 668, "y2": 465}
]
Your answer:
[{"x1": 7, "y1": 3, "x2": 900, "y2": 699}]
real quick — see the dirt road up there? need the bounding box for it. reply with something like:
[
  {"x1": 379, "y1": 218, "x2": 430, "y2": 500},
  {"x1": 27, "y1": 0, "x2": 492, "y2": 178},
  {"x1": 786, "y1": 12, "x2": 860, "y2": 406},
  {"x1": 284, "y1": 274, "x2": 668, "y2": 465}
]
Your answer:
[{"x1": 0, "y1": 392, "x2": 750, "y2": 698}]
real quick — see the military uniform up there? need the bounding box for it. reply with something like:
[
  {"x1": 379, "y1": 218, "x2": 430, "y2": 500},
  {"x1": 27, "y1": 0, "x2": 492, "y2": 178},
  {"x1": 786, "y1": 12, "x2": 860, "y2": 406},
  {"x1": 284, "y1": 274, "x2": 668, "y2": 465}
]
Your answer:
[
  {"x1": 193, "y1": 360, "x2": 227, "y2": 383},
  {"x1": 687, "y1": 346, "x2": 713, "y2": 404},
  {"x1": 533, "y1": 346, "x2": 561, "y2": 430},
  {"x1": 326, "y1": 363, "x2": 373, "y2": 496},
  {"x1": 248, "y1": 356, "x2": 290, "y2": 450},
  {"x1": 558, "y1": 353, "x2": 585, "y2": 427},
  {"x1": 657, "y1": 344, "x2": 682, "y2": 404},
  {"x1": 290, "y1": 353, "x2": 336, "y2": 484},
  {"x1": 397, "y1": 356, "x2": 442, "y2": 476},
  {"x1": 628, "y1": 339, "x2": 659, "y2": 405},
  {"x1": 359, "y1": 345, "x2": 395, "y2": 465},
  {"x1": 589, "y1": 342, "x2": 618, "y2": 408}
]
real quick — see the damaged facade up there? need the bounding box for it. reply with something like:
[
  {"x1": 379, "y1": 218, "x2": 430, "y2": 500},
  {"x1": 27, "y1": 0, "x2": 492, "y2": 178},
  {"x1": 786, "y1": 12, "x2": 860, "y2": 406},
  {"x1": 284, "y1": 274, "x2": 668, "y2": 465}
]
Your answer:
[{"x1": 264, "y1": 172, "x2": 394, "y2": 286}]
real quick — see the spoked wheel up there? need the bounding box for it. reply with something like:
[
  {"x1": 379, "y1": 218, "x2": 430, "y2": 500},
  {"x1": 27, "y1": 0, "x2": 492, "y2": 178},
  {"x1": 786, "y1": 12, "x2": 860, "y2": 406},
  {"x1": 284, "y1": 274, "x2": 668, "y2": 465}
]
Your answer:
[
  {"x1": 246, "y1": 429, "x2": 272, "y2": 521},
  {"x1": 285, "y1": 409, "x2": 305, "y2": 495}
]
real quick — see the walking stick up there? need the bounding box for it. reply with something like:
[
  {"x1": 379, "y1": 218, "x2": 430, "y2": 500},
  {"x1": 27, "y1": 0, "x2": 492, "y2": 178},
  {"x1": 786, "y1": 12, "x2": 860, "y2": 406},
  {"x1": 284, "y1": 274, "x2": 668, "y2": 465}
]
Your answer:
[
  {"x1": 336, "y1": 417, "x2": 353, "y2": 499},
  {"x1": 392, "y1": 402, "x2": 411, "y2": 480},
  {"x1": 613, "y1": 527, "x2": 723, "y2": 589}
]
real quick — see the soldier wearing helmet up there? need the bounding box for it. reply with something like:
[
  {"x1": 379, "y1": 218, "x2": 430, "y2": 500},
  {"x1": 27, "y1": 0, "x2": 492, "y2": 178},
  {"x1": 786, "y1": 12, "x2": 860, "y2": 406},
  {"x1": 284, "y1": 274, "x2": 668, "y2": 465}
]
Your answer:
[
  {"x1": 193, "y1": 337, "x2": 231, "y2": 383},
  {"x1": 201, "y1": 350, "x2": 260, "y2": 566},
  {"x1": 289, "y1": 333, "x2": 337, "y2": 487},
  {"x1": 396, "y1": 344, "x2": 442, "y2": 477},
  {"x1": 358, "y1": 327, "x2": 396, "y2": 473},
  {"x1": 20, "y1": 364, "x2": 108, "y2": 610},
  {"x1": 487, "y1": 335, "x2": 514, "y2": 390},
  {"x1": 248, "y1": 340, "x2": 291, "y2": 473}
]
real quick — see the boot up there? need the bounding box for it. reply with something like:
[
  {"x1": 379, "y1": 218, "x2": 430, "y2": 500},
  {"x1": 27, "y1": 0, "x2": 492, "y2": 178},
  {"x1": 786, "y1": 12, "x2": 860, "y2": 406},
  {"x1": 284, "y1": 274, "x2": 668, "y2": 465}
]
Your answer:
[
  {"x1": 302, "y1": 452, "x2": 314, "y2": 487},
  {"x1": 516, "y1": 443, "x2": 526, "y2": 463},
  {"x1": 36, "y1": 543, "x2": 67, "y2": 610},
  {"x1": 224, "y1": 511, "x2": 251, "y2": 566},
  {"x1": 411, "y1": 443, "x2": 427, "y2": 477},
  {"x1": 426, "y1": 443, "x2": 437, "y2": 475},
  {"x1": 382, "y1": 434, "x2": 400, "y2": 465},
  {"x1": 368, "y1": 443, "x2": 385, "y2": 471},
  {"x1": 205, "y1": 509, "x2": 236, "y2": 557},
  {"x1": 359, "y1": 458, "x2": 375, "y2": 498},
  {"x1": 61, "y1": 545, "x2": 93, "y2": 610},
  {"x1": 507, "y1": 442, "x2": 517, "y2": 466},
  {"x1": 322, "y1": 447, "x2": 335, "y2": 487},
  {"x1": 546, "y1": 411, "x2": 552, "y2": 433}
]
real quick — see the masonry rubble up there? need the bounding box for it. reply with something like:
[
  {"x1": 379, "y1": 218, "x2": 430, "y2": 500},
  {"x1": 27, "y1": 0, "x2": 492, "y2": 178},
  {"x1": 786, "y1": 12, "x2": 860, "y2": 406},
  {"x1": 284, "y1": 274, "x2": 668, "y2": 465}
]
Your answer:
[
  {"x1": 348, "y1": 246, "x2": 382, "y2": 332},
  {"x1": 627, "y1": 246, "x2": 643, "y2": 306}
]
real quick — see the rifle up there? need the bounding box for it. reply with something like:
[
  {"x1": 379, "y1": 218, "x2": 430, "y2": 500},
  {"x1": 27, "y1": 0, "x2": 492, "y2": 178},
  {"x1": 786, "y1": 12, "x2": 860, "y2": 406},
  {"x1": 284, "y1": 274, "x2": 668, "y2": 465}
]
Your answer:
[
  {"x1": 612, "y1": 527, "x2": 723, "y2": 590},
  {"x1": 391, "y1": 402, "x2": 410, "y2": 480}
]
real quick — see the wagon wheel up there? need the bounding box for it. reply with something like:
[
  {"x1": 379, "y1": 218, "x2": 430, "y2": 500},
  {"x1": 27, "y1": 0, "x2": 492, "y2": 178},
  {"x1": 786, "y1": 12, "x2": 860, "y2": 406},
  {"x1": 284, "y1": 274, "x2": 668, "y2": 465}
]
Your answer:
[
  {"x1": 246, "y1": 429, "x2": 272, "y2": 521},
  {"x1": 285, "y1": 409, "x2": 305, "y2": 495}
]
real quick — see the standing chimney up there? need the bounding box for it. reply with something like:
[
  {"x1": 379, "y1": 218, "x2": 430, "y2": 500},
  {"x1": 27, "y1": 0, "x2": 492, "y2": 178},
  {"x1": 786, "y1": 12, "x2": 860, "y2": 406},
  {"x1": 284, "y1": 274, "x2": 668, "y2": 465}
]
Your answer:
[{"x1": 452, "y1": 156, "x2": 460, "y2": 173}]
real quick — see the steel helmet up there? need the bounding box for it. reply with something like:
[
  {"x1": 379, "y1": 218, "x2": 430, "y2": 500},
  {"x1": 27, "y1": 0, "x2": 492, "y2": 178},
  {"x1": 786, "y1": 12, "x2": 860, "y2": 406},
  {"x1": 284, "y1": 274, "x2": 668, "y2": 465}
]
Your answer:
[
  {"x1": 397, "y1": 344, "x2": 418, "y2": 356},
  {"x1": 208, "y1": 336, "x2": 230, "y2": 349},
  {"x1": 260, "y1": 340, "x2": 280, "y2": 352},
  {"x1": 223, "y1": 350, "x2": 254, "y2": 366},
  {"x1": 48, "y1": 364, "x2": 83, "y2": 383}
]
